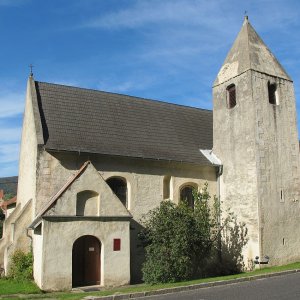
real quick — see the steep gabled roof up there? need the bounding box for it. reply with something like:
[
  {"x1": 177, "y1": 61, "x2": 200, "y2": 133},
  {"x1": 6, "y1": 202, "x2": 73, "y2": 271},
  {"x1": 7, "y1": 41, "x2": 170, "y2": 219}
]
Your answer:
[
  {"x1": 34, "y1": 161, "x2": 90, "y2": 222},
  {"x1": 214, "y1": 17, "x2": 291, "y2": 86},
  {"x1": 29, "y1": 161, "x2": 132, "y2": 229},
  {"x1": 34, "y1": 80, "x2": 213, "y2": 165},
  {"x1": 29, "y1": 161, "x2": 90, "y2": 228}
]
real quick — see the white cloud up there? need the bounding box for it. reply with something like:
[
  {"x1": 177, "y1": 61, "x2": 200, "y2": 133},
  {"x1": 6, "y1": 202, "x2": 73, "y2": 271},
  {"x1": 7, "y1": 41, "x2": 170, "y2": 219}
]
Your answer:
[
  {"x1": 81, "y1": 0, "x2": 300, "y2": 42},
  {"x1": 44, "y1": 78, "x2": 81, "y2": 88},
  {"x1": 76, "y1": 0, "x2": 300, "y2": 89},
  {"x1": 83, "y1": 0, "x2": 230, "y2": 30},
  {"x1": 0, "y1": 127, "x2": 22, "y2": 142},
  {"x1": 79, "y1": 1, "x2": 235, "y2": 74},
  {"x1": 97, "y1": 76, "x2": 156, "y2": 94},
  {"x1": 0, "y1": 162, "x2": 19, "y2": 177},
  {"x1": 98, "y1": 81, "x2": 135, "y2": 93},
  {"x1": 0, "y1": 143, "x2": 20, "y2": 164},
  {"x1": 0, "y1": 91, "x2": 24, "y2": 118}
]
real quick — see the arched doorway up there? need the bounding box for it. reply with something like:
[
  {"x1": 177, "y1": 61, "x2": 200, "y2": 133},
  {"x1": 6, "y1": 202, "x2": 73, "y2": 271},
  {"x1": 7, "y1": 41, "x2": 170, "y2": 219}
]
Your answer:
[{"x1": 72, "y1": 235, "x2": 101, "y2": 287}]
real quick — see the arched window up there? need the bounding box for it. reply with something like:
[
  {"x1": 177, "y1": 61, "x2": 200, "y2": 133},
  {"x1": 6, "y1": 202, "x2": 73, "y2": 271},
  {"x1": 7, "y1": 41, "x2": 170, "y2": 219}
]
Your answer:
[
  {"x1": 76, "y1": 190, "x2": 99, "y2": 216},
  {"x1": 180, "y1": 185, "x2": 195, "y2": 209},
  {"x1": 268, "y1": 82, "x2": 277, "y2": 105},
  {"x1": 106, "y1": 177, "x2": 127, "y2": 207},
  {"x1": 226, "y1": 84, "x2": 236, "y2": 109},
  {"x1": 163, "y1": 176, "x2": 171, "y2": 199}
]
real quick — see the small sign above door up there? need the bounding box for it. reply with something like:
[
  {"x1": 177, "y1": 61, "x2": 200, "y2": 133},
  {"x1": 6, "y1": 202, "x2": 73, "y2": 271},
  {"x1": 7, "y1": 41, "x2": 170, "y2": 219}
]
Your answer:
[{"x1": 89, "y1": 247, "x2": 95, "y2": 251}]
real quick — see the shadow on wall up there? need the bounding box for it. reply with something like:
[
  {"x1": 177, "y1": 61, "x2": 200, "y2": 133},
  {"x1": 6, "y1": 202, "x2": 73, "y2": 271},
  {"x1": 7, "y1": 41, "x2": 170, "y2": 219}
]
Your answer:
[
  {"x1": 50, "y1": 151, "x2": 215, "y2": 180},
  {"x1": 130, "y1": 219, "x2": 146, "y2": 284}
]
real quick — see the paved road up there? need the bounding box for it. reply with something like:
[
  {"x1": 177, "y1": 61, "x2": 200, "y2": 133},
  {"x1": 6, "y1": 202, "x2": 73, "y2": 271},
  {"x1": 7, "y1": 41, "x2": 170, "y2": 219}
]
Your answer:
[{"x1": 142, "y1": 272, "x2": 300, "y2": 300}]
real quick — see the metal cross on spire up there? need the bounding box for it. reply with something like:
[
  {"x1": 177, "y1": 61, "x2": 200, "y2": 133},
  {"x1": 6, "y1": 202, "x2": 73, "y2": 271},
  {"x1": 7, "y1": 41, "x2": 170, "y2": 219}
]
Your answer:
[
  {"x1": 244, "y1": 11, "x2": 248, "y2": 20},
  {"x1": 29, "y1": 64, "x2": 34, "y2": 77}
]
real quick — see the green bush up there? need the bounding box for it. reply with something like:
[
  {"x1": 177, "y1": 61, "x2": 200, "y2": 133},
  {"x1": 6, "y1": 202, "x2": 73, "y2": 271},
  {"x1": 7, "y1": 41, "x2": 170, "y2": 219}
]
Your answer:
[
  {"x1": 139, "y1": 201, "x2": 196, "y2": 283},
  {"x1": 8, "y1": 250, "x2": 33, "y2": 281},
  {"x1": 139, "y1": 183, "x2": 248, "y2": 284}
]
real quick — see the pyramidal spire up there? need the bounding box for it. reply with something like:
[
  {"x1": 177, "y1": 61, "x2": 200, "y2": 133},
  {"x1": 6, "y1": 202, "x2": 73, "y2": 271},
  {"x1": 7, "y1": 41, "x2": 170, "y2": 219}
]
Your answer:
[{"x1": 214, "y1": 17, "x2": 291, "y2": 86}]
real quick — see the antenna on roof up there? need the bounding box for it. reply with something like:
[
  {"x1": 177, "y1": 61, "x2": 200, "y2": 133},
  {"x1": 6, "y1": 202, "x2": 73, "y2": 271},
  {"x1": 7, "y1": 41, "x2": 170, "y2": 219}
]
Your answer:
[{"x1": 29, "y1": 64, "x2": 34, "y2": 77}]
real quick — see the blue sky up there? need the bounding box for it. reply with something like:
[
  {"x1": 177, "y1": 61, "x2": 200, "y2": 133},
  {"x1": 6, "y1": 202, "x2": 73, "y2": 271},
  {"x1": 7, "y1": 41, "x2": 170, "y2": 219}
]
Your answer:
[{"x1": 1, "y1": 0, "x2": 300, "y2": 177}]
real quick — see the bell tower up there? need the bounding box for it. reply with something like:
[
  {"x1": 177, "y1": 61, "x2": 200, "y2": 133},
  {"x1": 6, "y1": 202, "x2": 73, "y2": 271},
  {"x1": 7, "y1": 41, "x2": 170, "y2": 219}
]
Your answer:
[{"x1": 213, "y1": 16, "x2": 300, "y2": 267}]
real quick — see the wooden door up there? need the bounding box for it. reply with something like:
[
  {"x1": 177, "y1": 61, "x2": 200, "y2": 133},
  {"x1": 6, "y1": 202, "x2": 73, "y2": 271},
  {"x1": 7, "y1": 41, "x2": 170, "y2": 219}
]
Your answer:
[{"x1": 72, "y1": 235, "x2": 101, "y2": 287}]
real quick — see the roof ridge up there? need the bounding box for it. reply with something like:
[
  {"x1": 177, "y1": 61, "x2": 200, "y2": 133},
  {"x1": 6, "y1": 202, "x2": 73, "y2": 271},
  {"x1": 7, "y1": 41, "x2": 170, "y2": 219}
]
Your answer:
[
  {"x1": 245, "y1": 19, "x2": 252, "y2": 72},
  {"x1": 35, "y1": 80, "x2": 212, "y2": 113},
  {"x1": 214, "y1": 18, "x2": 292, "y2": 86}
]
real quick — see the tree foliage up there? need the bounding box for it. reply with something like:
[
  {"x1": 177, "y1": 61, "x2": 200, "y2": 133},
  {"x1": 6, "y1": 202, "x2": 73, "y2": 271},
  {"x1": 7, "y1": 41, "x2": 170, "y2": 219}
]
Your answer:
[
  {"x1": 3, "y1": 193, "x2": 14, "y2": 201},
  {"x1": 139, "y1": 183, "x2": 248, "y2": 284},
  {"x1": 8, "y1": 250, "x2": 33, "y2": 281}
]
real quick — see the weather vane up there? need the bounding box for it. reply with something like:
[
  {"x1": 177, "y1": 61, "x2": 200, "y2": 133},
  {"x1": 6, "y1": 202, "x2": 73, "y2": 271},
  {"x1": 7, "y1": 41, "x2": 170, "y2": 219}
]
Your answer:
[{"x1": 29, "y1": 64, "x2": 34, "y2": 76}]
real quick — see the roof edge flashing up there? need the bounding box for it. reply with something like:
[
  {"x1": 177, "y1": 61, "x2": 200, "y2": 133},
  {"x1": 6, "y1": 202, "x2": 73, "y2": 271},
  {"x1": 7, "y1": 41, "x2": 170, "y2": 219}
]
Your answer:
[
  {"x1": 200, "y1": 149, "x2": 222, "y2": 166},
  {"x1": 45, "y1": 148, "x2": 213, "y2": 166}
]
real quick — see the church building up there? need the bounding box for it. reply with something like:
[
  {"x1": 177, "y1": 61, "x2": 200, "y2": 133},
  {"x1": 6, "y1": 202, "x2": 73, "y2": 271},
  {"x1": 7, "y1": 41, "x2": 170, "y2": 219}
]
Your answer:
[{"x1": 0, "y1": 17, "x2": 299, "y2": 291}]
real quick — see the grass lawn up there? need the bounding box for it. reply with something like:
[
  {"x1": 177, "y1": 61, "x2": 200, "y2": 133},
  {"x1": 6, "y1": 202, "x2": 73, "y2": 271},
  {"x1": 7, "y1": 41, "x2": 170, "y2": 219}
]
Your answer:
[
  {"x1": 1, "y1": 261, "x2": 300, "y2": 299},
  {"x1": 0, "y1": 278, "x2": 41, "y2": 295}
]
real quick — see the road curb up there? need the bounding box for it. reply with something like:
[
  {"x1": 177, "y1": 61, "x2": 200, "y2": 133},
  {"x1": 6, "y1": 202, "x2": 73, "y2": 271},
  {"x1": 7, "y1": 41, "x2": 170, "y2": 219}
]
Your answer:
[{"x1": 84, "y1": 269, "x2": 300, "y2": 300}]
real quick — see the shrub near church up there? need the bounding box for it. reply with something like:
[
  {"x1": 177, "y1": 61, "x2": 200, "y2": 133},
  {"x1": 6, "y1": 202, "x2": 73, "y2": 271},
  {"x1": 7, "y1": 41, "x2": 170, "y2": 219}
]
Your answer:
[{"x1": 139, "y1": 184, "x2": 248, "y2": 284}]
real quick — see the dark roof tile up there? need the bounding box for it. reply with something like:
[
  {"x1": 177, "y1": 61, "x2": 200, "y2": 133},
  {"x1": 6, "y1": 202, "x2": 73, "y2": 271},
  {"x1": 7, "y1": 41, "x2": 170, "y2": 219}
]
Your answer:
[{"x1": 35, "y1": 82, "x2": 213, "y2": 165}]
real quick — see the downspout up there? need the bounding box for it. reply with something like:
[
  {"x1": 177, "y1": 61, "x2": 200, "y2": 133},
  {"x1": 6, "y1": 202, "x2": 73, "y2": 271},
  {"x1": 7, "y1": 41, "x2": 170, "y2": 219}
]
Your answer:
[
  {"x1": 216, "y1": 164, "x2": 223, "y2": 263},
  {"x1": 216, "y1": 164, "x2": 223, "y2": 205},
  {"x1": 199, "y1": 149, "x2": 223, "y2": 261}
]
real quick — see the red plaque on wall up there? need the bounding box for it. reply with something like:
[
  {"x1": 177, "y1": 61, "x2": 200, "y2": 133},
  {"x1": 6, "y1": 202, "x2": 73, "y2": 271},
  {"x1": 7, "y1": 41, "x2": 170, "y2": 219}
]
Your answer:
[{"x1": 113, "y1": 239, "x2": 121, "y2": 251}]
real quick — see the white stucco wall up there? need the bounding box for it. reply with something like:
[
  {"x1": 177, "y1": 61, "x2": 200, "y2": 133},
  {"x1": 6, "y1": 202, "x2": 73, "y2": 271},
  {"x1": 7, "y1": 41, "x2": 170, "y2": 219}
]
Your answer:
[
  {"x1": 33, "y1": 227, "x2": 43, "y2": 287},
  {"x1": 213, "y1": 71, "x2": 260, "y2": 268},
  {"x1": 251, "y1": 72, "x2": 300, "y2": 265},
  {"x1": 34, "y1": 151, "x2": 217, "y2": 284},
  {"x1": 17, "y1": 78, "x2": 43, "y2": 212},
  {"x1": 0, "y1": 77, "x2": 41, "y2": 274},
  {"x1": 49, "y1": 165, "x2": 128, "y2": 217},
  {"x1": 40, "y1": 219, "x2": 130, "y2": 291},
  {"x1": 0, "y1": 200, "x2": 32, "y2": 273},
  {"x1": 213, "y1": 69, "x2": 300, "y2": 268},
  {"x1": 32, "y1": 162, "x2": 132, "y2": 290},
  {"x1": 36, "y1": 151, "x2": 217, "y2": 218}
]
